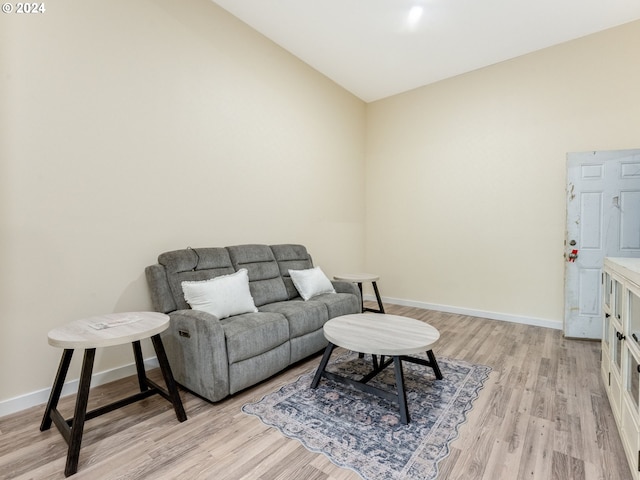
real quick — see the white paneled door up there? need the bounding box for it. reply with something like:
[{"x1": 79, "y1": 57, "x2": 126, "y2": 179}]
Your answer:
[{"x1": 564, "y1": 149, "x2": 640, "y2": 338}]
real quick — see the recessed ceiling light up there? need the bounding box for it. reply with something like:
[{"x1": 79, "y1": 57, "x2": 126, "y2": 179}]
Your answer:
[{"x1": 407, "y1": 5, "x2": 424, "y2": 26}]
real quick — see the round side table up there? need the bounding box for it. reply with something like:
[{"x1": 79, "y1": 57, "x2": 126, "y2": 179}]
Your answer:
[
  {"x1": 333, "y1": 273, "x2": 385, "y2": 313},
  {"x1": 40, "y1": 312, "x2": 187, "y2": 477}
]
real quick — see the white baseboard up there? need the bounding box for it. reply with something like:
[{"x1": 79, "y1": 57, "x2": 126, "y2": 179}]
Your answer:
[
  {"x1": 364, "y1": 294, "x2": 563, "y2": 331},
  {"x1": 0, "y1": 357, "x2": 159, "y2": 418}
]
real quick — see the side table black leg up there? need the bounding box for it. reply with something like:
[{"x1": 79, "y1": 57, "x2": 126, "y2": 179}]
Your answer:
[
  {"x1": 65, "y1": 348, "x2": 95, "y2": 477},
  {"x1": 311, "y1": 342, "x2": 335, "y2": 388},
  {"x1": 132, "y1": 340, "x2": 148, "y2": 392},
  {"x1": 40, "y1": 349, "x2": 74, "y2": 431},
  {"x1": 151, "y1": 334, "x2": 187, "y2": 422},
  {"x1": 393, "y1": 356, "x2": 410, "y2": 424},
  {"x1": 427, "y1": 350, "x2": 443, "y2": 380},
  {"x1": 372, "y1": 281, "x2": 385, "y2": 313}
]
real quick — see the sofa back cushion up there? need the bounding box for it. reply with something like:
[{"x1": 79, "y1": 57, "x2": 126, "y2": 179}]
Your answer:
[
  {"x1": 226, "y1": 244, "x2": 288, "y2": 307},
  {"x1": 157, "y1": 247, "x2": 236, "y2": 311},
  {"x1": 270, "y1": 244, "x2": 314, "y2": 299},
  {"x1": 147, "y1": 244, "x2": 314, "y2": 314}
]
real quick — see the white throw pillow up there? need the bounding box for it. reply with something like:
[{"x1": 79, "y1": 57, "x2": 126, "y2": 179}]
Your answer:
[
  {"x1": 289, "y1": 266, "x2": 336, "y2": 301},
  {"x1": 182, "y1": 268, "x2": 258, "y2": 319}
]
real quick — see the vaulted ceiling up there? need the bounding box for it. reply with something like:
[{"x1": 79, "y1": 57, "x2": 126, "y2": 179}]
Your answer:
[{"x1": 212, "y1": 0, "x2": 640, "y2": 102}]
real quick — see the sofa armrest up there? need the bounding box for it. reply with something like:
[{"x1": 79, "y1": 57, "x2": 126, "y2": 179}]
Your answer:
[
  {"x1": 161, "y1": 309, "x2": 230, "y2": 402},
  {"x1": 145, "y1": 264, "x2": 177, "y2": 313},
  {"x1": 332, "y1": 280, "x2": 362, "y2": 305}
]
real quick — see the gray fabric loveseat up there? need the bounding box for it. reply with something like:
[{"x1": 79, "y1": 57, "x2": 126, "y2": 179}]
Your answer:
[{"x1": 145, "y1": 244, "x2": 361, "y2": 402}]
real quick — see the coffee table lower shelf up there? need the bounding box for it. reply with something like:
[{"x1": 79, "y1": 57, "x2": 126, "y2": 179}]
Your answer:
[{"x1": 310, "y1": 343, "x2": 442, "y2": 424}]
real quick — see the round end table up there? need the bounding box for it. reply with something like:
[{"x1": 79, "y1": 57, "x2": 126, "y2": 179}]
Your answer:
[
  {"x1": 40, "y1": 312, "x2": 187, "y2": 477},
  {"x1": 333, "y1": 273, "x2": 385, "y2": 313}
]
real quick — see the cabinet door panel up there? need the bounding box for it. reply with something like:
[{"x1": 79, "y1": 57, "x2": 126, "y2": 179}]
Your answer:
[
  {"x1": 615, "y1": 278, "x2": 624, "y2": 321},
  {"x1": 603, "y1": 313, "x2": 611, "y2": 355},
  {"x1": 621, "y1": 398, "x2": 640, "y2": 476},
  {"x1": 611, "y1": 367, "x2": 623, "y2": 419},
  {"x1": 626, "y1": 349, "x2": 640, "y2": 412},
  {"x1": 614, "y1": 323, "x2": 625, "y2": 374},
  {"x1": 630, "y1": 286, "x2": 640, "y2": 343}
]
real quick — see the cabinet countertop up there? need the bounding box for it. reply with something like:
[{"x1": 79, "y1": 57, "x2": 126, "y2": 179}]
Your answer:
[{"x1": 605, "y1": 257, "x2": 640, "y2": 287}]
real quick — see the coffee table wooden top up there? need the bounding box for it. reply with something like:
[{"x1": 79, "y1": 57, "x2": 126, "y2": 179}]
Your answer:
[
  {"x1": 47, "y1": 312, "x2": 169, "y2": 349},
  {"x1": 323, "y1": 313, "x2": 439, "y2": 356}
]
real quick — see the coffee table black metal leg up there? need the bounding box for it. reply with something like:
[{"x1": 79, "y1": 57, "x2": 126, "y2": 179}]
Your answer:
[
  {"x1": 427, "y1": 350, "x2": 443, "y2": 380},
  {"x1": 393, "y1": 356, "x2": 410, "y2": 424},
  {"x1": 65, "y1": 348, "x2": 96, "y2": 477},
  {"x1": 40, "y1": 349, "x2": 74, "y2": 431},
  {"x1": 311, "y1": 342, "x2": 335, "y2": 388},
  {"x1": 151, "y1": 334, "x2": 187, "y2": 422},
  {"x1": 372, "y1": 354, "x2": 379, "y2": 370}
]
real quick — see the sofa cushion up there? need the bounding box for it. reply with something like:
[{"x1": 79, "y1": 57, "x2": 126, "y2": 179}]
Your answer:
[
  {"x1": 221, "y1": 311, "x2": 290, "y2": 364},
  {"x1": 182, "y1": 269, "x2": 258, "y2": 320},
  {"x1": 290, "y1": 330, "x2": 328, "y2": 364},
  {"x1": 312, "y1": 292, "x2": 361, "y2": 319},
  {"x1": 226, "y1": 244, "x2": 288, "y2": 307},
  {"x1": 157, "y1": 247, "x2": 235, "y2": 311},
  {"x1": 270, "y1": 244, "x2": 314, "y2": 299},
  {"x1": 259, "y1": 300, "x2": 329, "y2": 338},
  {"x1": 228, "y1": 343, "x2": 290, "y2": 395},
  {"x1": 289, "y1": 267, "x2": 336, "y2": 301}
]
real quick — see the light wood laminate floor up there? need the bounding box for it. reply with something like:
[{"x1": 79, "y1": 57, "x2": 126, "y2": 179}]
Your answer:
[{"x1": 0, "y1": 303, "x2": 631, "y2": 479}]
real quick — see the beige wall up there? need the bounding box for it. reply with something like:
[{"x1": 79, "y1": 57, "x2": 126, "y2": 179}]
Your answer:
[
  {"x1": 366, "y1": 20, "x2": 640, "y2": 326},
  {"x1": 0, "y1": 0, "x2": 366, "y2": 405}
]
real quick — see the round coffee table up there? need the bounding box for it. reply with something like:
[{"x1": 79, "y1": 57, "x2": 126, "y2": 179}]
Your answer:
[{"x1": 311, "y1": 313, "x2": 442, "y2": 424}]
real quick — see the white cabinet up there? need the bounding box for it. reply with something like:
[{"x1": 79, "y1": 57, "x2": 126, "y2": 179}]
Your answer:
[{"x1": 602, "y1": 258, "x2": 640, "y2": 478}]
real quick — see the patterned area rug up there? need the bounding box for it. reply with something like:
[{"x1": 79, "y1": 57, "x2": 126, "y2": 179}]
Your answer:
[{"x1": 242, "y1": 351, "x2": 491, "y2": 480}]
